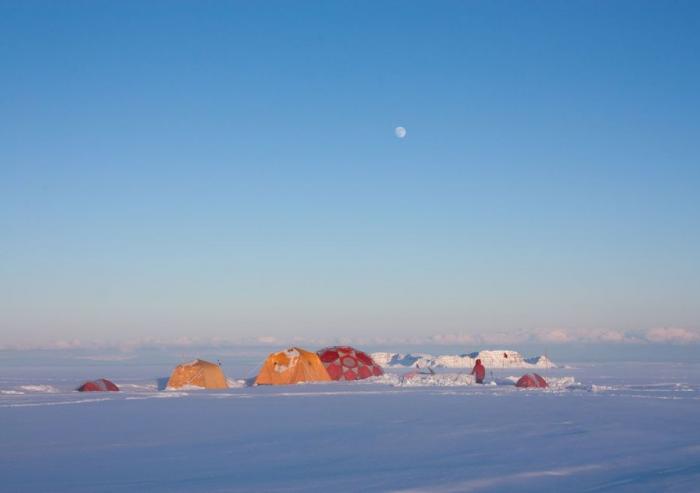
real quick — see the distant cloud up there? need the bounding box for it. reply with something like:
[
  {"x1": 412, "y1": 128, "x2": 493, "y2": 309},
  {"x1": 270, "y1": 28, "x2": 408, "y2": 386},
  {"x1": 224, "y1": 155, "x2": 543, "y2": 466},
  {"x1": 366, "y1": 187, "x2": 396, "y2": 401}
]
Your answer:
[
  {"x1": 1, "y1": 327, "x2": 699, "y2": 352},
  {"x1": 425, "y1": 329, "x2": 636, "y2": 346},
  {"x1": 397, "y1": 327, "x2": 696, "y2": 346},
  {"x1": 532, "y1": 328, "x2": 637, "y2": 344},
  {"x1": 74, "y1": 354, "x2": 136, "y2": 362},
  {"x1": 534, "y1": 329, "x2": 573, "y2": 343},
  {"x1": 430, "y1": 333, "x2": 476, "y2": 345},
  {"x1": 590, "y1": 330, "x2": 630, "y2": 343},
  {"x1": 255, "y1": 336, "x2": 283, "y2": 345},
  {"x1": 645, "y1": 327, "x2": 700, "y2": 344},
  {"x1": 0, "y1": 338, "x2": 100, "y2": 351}
]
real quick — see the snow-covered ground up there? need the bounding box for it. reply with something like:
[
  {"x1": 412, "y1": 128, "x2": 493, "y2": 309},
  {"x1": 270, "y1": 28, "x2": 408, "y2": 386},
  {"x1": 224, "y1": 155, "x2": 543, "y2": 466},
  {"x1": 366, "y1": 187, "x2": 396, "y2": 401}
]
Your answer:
[{"x1": 1, "y1": 355, "x2": 699, "y2": 492}]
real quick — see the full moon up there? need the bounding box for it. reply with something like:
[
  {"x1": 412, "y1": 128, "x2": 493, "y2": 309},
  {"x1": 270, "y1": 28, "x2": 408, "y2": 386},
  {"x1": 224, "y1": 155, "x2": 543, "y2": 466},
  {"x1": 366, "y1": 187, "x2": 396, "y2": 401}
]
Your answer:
[{"x1": 395, "y1": 126, "x2": 407, "y2": 139}]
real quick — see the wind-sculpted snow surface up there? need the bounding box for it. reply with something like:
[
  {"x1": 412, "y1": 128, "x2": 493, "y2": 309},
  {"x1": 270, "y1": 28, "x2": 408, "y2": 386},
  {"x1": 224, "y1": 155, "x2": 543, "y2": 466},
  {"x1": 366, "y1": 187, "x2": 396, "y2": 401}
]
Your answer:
[
  {"x1": 1, "y1": 361, "x2": 700, "y2": 492},
  {"x1": 19, "y1": 384, "x2": 60, "y2": 393},
  {"x1": 369, "y1": 372, "x2": 478, "y2": 387},
  {"x1": 371, "y1": 350, "x2": 556, "y2": 369}
]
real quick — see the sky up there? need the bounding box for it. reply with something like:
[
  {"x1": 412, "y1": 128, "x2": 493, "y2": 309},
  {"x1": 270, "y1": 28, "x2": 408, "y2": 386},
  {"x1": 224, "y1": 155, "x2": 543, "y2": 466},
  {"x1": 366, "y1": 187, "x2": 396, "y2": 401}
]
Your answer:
[{"x1": 1, "y1": 1, "x2": 699, "y2": 349}]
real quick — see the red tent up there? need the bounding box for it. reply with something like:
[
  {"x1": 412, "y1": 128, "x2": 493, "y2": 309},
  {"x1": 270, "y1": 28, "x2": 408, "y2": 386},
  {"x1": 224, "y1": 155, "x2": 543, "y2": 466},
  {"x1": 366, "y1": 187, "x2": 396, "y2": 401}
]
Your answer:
[
  {"x1": 317, "y1": 346, "x2": 384, "y2": 381},
  {"x1": 77, "y1": 379, "x2": 120, "y2": 392},
  {"x1": 516, "y1": 373, "x2": 548, "y2": 389}
]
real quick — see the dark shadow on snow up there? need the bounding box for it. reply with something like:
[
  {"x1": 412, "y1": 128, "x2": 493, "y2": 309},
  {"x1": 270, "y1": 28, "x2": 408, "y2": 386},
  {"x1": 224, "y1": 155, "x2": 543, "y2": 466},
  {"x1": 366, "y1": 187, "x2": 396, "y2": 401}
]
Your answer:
[{"x1": 156, "y1": 377, "x2": 169, "y2": 391}]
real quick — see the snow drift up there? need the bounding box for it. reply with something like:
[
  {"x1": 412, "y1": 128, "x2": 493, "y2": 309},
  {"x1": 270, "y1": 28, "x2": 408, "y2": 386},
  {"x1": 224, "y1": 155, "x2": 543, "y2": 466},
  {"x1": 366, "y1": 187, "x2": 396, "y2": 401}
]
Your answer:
[{"x1": 371, "y1": 350, "x2": 556, "y2": 369}]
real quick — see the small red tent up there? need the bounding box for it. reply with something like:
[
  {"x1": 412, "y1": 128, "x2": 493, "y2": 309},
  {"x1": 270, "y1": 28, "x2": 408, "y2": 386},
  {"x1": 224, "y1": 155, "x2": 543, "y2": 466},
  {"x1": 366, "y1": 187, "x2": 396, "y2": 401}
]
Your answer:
[
  {"x1": 317, "y1": 346, "x2": 384, "y2": 381},
  {"x1": 516, "y1": 373, "x2": 548, "y2": 389},
  {"x1": 77, "y1": 379, "x2": 120, "y2": 392}
]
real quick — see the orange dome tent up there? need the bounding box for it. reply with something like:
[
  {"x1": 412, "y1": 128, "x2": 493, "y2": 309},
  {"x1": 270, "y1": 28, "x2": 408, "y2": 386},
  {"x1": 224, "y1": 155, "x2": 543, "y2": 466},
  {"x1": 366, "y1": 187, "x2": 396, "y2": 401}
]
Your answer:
[
  {"x1": 255, "y1": 347, "x2": 331, "y2": 385},
  {"x1": 166, "y1": 359, "x2": 228, "y2": 389}
]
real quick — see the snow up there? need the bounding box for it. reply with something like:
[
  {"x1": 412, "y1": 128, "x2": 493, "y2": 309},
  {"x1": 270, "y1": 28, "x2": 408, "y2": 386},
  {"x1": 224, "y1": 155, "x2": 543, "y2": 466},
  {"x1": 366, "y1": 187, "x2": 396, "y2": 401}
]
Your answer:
[
  {"x1": 226, "y1": 378, "x2": 248, "y2": 388},
  {"x1": 165, "y1": 384, "x2": 205, "y2": 391},
  {"x1": 398, "y1": 372, "x2": 476, "y2": 387},
  {"x1": 118, "y1": 383, "x2": 157, "y2": 391},
  {"x1": 180, "y1": 359, "x2": 202, "y2": 367},
  {"x1": 19, "y1": 384, "x2": 60, "y2": 393},
  {"x1": 1, "y1": 356, "x2": 699, "y2": 492},
  {"x1": 371, "y1": 350, "x2": 557, "y2": 369},
  {"x1": 272, "y1": 348, "x2": 300, "y2": 373}
]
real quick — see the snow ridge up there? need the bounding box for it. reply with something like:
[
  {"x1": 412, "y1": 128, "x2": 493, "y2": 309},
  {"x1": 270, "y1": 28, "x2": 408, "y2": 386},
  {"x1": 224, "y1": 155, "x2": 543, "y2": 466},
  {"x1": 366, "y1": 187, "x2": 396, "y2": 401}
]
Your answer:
[{"x1": 371, "y1": 350, "x2": 556, "y2": 369}]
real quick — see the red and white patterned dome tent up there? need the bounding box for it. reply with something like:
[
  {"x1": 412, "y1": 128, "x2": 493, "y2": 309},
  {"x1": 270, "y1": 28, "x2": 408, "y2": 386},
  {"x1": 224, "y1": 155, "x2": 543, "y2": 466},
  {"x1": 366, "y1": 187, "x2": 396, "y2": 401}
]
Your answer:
[{"x1": 317, "y1": 346, "x2": 384, "y2": 381}]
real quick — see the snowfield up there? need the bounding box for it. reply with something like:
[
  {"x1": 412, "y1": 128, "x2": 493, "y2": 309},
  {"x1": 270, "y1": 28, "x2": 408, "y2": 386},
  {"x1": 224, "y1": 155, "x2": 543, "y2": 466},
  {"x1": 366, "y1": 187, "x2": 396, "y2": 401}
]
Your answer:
[{"x1": 1, "y1": 357, "x2": 699, "y2": 492}]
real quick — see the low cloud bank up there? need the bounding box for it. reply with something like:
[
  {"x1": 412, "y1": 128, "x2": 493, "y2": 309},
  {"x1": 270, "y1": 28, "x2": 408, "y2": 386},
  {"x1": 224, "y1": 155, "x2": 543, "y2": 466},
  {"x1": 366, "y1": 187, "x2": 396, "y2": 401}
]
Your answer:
[
  {"x1": 1, "y1": 327, "x2": 698, "y2": 352},
  {"x1": 644, "y1": 327, "x2": 700, "y2": 344}
]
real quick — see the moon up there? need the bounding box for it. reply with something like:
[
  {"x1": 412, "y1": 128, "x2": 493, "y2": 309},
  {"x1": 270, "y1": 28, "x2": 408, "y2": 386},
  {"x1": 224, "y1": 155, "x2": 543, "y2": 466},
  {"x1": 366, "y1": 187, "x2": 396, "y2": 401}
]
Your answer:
[{"x1": 395, "y1": 126, "x2": 407, "y2": 139}]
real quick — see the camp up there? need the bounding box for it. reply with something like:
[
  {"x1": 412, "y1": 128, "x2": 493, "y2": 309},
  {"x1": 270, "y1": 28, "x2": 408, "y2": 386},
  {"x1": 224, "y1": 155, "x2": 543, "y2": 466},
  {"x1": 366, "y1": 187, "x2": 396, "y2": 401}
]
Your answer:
[
  {"x1": 77, "y1": 378, "x2": 119, "y2": 392},
  {"x1": 255, "y1": 347, "x2": 331, "y2": 385},
  {"x1": 166, "y1": 359, "x2": 229, "y2": 389},
  {"x1": 317, "y1": 346, "x2": 384, "y2": 380},
  {"x1": 516, "y1": 373, "x2": 549, "y2": 388}
]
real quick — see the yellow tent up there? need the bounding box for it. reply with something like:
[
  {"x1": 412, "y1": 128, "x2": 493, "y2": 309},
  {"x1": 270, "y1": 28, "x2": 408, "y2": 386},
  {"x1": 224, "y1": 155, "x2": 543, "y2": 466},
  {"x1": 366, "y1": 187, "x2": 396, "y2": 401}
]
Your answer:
[
  {"x1": 166, "y1": 359, "x2": 228, "y2": 389},
  {"x1": 255, "y1": 347, "x2": 331, "y2": 385}
]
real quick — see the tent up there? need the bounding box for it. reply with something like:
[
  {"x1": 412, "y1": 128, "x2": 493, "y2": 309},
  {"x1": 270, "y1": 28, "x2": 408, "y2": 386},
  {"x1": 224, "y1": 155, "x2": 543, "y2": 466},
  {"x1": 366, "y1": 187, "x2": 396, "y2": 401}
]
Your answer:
[
  {"x1": 255, "y1": 347, "x2": 331, "y2": 385},
  {"x1": 516, "y1": 373, "x2": 548, "y2": 388},
  {"x1": 317, "y1": 346, "x2": 384, "y2": 380},
  {"x1": 77, "y1": 378, "x2": 119, "y2": 392},
  {"x1": 166, "y1": 359, "x2": 229, "y2": 389}
]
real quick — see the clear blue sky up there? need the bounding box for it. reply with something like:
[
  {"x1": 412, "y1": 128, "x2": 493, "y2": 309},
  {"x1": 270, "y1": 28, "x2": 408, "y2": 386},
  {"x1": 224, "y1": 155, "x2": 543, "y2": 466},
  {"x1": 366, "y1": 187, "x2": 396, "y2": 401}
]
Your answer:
[{"x1": 1, "y1": 1, "x2": 699, "y2": 346}]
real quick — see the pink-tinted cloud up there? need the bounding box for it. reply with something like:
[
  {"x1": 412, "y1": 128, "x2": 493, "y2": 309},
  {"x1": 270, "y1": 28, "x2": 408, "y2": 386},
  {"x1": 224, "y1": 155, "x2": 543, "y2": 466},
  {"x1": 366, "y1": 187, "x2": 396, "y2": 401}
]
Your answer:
[
  {"x1": 2, "y1": 327, "x2": 699, "y2": 351},
  {"x1": 645, "y1": 327, "x2": 700, "y2": 344}
]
